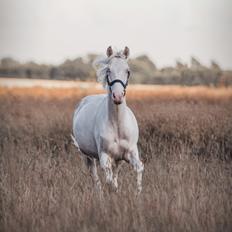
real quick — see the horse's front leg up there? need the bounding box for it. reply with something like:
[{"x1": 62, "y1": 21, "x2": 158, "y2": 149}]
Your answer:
[
  {"x1": 99, "y1": 152, "x2": 114, "y2": 186},
  {"x1": 126, "y1": 147, "x2": 144, "y2": 194}
]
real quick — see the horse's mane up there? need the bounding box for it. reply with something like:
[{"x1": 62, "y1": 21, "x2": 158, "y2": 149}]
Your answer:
[{"x1": 93, "y1": 51, "x2": 126, "y2": 88}]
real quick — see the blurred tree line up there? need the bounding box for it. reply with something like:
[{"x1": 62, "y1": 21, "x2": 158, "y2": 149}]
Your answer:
[{"x1": 0, "y1": 54, "x2": 231, "y2": 86}]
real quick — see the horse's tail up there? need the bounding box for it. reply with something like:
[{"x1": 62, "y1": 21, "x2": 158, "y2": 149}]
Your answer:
[{"x1": 71, "y1": 134, "x2": 80, "y2": 151}]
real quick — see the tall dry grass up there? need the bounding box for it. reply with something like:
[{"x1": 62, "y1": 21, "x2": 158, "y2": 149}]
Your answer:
[{"x1": 0, "y1": 86, "x2": 232, "y2": 232}]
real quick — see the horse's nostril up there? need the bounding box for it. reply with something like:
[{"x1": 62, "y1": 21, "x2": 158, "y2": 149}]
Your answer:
[{"x1": 112, "y1": 92, "x2": 124, "y2": 102}]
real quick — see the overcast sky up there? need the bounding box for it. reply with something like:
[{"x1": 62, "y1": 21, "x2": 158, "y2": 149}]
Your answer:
[{"x1": 0, "y1": 0, "x2": 231, "y2": 68}]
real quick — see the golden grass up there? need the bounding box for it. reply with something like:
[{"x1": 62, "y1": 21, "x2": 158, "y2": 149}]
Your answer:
[
  {"x1": 0, "y1": 86, "x2": 232, "y2": 232},
  {"x1": 0, "y1": 85, "x2": 232, "y2": 101}
]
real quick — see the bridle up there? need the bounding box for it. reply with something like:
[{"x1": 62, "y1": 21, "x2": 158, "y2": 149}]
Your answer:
[{"x1": 106, "y1": 62, "x2": 130, "y2": 96}]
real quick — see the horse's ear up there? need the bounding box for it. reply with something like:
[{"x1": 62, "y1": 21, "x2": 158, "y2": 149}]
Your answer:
[
  {"x1": 106, "y1": 46, "x2": 113, "y2": 57},
  {"x1": 123, "y1": 46, "x2": 130, "y2": 58}
]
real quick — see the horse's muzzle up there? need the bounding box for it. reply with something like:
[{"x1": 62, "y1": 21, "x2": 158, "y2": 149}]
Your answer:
[
  {"x1": 113, "y1": 100, "x2": 123, "y2": 105},
  {"x1": 112, "y1": 92, "x2": 123, "y2": 105}
]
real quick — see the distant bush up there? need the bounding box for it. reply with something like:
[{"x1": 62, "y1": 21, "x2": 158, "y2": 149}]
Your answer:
[{"x1": 0, "y1": 55, "x2": 231, "y2": 86}]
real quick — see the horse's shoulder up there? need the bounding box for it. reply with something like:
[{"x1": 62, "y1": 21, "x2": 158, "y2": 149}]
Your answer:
[{"x1": 126, "y1": 106, "x2": 137, "y2": 120}]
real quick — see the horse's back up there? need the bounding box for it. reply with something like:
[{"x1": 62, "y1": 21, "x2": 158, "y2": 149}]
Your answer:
[{"x1": 73, "y1": 94, "x2": 106, "y2": 157}]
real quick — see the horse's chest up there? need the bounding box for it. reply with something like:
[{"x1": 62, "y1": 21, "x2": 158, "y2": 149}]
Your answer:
[
  {"x1": 102, "y1": 135, "x2": 130, "y2": 158},
  {"x1": 110, "y1": 139, "x2": 130, "y2": 158},
  {"x1": 99, "y1": 120, "x2": 135, "y2": 158}
]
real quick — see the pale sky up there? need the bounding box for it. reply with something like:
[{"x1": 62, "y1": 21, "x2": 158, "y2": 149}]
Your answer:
[{"x1": 0, "y1": 0, "x2": 231, "y2": 68}]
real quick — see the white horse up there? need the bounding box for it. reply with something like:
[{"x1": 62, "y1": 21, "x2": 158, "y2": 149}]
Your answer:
[{"x1": 72, "y1": 46, "x2": 144, "y2": 194}]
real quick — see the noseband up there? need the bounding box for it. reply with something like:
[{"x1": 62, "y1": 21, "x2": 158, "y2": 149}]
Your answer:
[{"x1": 106, "y1": 70, "x2": 130, "y2": 96}]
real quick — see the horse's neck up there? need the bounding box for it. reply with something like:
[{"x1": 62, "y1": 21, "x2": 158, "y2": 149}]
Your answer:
[{"x1": 107, "y1": 94, "x2": 127, "y2": 128}]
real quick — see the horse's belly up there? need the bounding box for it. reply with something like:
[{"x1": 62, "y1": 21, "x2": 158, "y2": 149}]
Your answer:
[
  {"x1": 74, "y1": 121, "x2": 98, "y2": 157},
  {"x1": 73, "y1": 98, "x2": 104, "y2": 158}
]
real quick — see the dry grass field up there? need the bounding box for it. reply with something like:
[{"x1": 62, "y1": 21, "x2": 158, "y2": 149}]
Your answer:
[{"x1": 0, "y1": 85, "x2": 232, "y2": 232}]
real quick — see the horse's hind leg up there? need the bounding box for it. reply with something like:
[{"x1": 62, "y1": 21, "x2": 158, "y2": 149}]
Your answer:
[
  {"x1": 112, "y1": 161, "x2": 123, "y2": 191},
  {"x1": 85, "y1": 157, "x2": 102, "y2": 192}
]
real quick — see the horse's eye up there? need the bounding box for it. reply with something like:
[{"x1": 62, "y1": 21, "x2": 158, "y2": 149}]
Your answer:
[{"x1": 127, "y1": 70, "x2": 130, "y2": 78}]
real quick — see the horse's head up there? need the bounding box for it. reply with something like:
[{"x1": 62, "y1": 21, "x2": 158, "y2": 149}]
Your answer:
[{"x1": 105, "y1": 46, "x2": 130, "y2": 105}]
